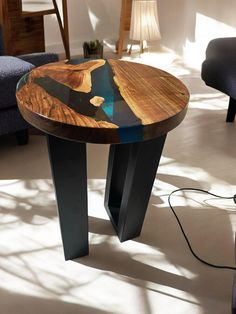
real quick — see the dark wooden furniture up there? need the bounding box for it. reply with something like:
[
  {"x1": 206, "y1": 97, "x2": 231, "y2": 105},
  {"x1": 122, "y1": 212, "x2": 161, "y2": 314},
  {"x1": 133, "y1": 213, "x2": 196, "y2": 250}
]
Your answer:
[
  {"x1": 0, "y1": 0, "x2": 44, "y2": 55},
  {"x1": 16, "y1": 59, "x2": 189, "y2": 260},
  {"x1": 0, "y1": 0, "x2": 70, "y2": 58}
]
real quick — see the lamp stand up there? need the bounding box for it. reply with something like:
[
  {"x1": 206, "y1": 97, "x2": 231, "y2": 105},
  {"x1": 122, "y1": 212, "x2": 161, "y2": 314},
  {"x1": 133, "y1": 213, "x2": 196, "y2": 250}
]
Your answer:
[
  {"x1": 127, "y1": 40, "x2": 147, "y2": 55},
  {"x1": 140, "y1": 40, "x2": 144, "y2": 53}
]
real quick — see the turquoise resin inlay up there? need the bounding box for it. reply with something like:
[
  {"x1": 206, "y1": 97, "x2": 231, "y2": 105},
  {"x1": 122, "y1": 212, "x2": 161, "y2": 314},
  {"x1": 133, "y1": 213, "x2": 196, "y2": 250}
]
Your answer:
[{"x1": 90, "y1": 61, "x2": 143, "y2": 142}]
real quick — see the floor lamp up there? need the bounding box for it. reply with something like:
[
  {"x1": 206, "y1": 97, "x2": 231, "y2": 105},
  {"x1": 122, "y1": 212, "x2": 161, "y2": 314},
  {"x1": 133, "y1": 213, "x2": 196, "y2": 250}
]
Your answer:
[{"x1": 130, "y1": 0, "x2": 161, "y2": 53}]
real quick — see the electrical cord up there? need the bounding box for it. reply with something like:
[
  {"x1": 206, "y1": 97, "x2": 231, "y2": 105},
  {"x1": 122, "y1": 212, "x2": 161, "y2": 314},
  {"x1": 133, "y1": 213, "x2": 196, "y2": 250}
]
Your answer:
[{"x1": 168, "y1": 188, "x2": 236, "y2": 271}]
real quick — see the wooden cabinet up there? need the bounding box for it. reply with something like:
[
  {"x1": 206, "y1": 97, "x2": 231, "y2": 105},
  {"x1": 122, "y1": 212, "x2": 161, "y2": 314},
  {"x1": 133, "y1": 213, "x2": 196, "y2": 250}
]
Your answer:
[
  {"x1": 0, "y1": 0, "x2": 45, "y2": 55},
  {"x1": 0, "y1": 0, "x2": 70, "y2": 58}
]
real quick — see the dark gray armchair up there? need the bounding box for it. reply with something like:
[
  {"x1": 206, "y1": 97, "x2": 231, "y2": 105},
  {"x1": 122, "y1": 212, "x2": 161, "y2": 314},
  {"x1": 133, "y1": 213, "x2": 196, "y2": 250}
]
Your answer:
[
  {"x1": 0, "y1": 27, "x2": 59, "y2": 145},
  {"x1": 201, "y1": 37, "x2": 236, "y2": 122}
]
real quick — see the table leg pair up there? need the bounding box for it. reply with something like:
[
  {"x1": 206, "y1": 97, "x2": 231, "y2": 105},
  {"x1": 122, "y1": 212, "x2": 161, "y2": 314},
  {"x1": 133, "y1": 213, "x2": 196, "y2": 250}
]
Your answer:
[{"x1": 47, "y1": 134, "x2": 166, "y2": 260}]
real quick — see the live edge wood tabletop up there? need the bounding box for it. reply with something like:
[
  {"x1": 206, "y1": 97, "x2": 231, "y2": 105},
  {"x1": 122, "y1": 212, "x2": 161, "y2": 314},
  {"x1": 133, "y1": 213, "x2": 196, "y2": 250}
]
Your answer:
[
  {"x1": 16, "y1": 59, "x2": 189, "y2": 144},
  {"x1": 16, "y1": 59, "x2": 189, "y2": 260}
]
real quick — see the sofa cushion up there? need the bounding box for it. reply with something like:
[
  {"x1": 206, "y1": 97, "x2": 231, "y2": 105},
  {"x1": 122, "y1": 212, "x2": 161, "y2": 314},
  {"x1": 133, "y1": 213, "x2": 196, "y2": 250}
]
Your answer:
[
  {"x1": 0, "y1": 56, "x2": 34, "y2": 110},
  {"x1": 0, "y1": 106, "x2": 28, "y2": 135}
]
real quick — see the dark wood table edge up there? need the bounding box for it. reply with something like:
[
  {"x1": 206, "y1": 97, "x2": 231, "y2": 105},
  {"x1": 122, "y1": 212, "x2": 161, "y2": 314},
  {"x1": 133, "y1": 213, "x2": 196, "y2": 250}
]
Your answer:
[{"x1": 18, "y1": 102, "x2": 188, "y2": 144}]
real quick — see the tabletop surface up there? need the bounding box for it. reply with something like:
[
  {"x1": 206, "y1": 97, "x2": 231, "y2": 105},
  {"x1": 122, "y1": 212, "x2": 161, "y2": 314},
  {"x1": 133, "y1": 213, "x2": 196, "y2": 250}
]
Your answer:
[{"x1": 16, "y1": 59, "x2": 189, "y2": 144}]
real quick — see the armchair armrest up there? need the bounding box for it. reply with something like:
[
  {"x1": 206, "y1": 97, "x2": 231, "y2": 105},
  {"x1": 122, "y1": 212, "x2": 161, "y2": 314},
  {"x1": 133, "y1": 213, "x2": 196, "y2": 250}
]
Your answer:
[
  {"x1": 206, "y1": 37, "x2": 236, "y2": 59},
  {"x1": 17, "y1": 52, "x2": 59, "y2": 67}
]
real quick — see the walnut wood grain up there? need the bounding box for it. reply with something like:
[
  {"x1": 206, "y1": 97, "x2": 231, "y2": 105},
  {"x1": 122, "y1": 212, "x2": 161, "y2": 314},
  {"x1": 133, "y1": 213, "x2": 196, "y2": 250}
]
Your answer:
[
  {"x1": 29, "y1": 59, "x2": 106, "y2": 92},
  {"x1": 16, "y1": 59, "x2": 189, "y2": 144},
  {"x1": 108, "y1": 59, "x2": 189, "y2": 125}
]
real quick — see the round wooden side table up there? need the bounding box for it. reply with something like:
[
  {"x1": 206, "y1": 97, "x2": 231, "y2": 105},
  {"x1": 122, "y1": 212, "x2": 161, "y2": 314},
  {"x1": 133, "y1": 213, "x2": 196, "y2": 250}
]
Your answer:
[{"x1": 16, "y1": 59, "x2": 189, "y2": 260}]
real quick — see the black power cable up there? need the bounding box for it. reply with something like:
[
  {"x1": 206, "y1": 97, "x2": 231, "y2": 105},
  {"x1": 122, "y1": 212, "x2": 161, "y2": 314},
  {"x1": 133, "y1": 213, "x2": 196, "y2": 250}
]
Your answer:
[{"x1": 168, "y1": 188, "x2": 236, "y2": 271}]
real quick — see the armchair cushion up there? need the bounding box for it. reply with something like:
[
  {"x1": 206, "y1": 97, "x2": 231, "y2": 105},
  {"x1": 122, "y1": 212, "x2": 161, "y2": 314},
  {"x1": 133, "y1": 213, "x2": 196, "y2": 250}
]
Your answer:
[
  {"x1": 202, "y1": 56, "x2": 236, "y2": 100},
  {"x1": 201, "y1": 37, "x2": 236, "y2": 122},
  {"x1": 0, "y1": 56, "x2": 34, "y2": 110}
]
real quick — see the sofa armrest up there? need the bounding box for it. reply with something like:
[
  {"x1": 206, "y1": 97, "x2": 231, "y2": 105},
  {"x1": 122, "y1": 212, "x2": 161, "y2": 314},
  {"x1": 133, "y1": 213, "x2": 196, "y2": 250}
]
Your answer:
[{"x1": 17, "y1": 52, "x2": 59, "y2": 67}]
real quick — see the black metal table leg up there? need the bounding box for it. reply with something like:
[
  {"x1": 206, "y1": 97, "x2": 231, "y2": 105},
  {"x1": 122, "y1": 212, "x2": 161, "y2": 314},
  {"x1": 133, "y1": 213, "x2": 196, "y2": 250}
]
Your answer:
[
  {"x1": 105, "y1": 134, "x2": 166, "y2": 242},
  {"x1": 47, "y1": 135, "x2": 88, "y2": 260}
]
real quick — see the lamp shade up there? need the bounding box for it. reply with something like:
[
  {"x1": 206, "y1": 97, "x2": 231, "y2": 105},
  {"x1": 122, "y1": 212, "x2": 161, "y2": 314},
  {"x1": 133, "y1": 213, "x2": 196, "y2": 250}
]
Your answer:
[{"x1": 130, "y1": 0, "x2": 161, "y2": 41}]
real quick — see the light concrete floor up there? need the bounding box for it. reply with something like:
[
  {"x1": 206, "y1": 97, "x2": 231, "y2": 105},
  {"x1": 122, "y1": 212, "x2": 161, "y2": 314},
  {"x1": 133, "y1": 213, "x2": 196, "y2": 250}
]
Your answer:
[{"x1": 0, "y1": 51, "x2": 236, "y2": 314}]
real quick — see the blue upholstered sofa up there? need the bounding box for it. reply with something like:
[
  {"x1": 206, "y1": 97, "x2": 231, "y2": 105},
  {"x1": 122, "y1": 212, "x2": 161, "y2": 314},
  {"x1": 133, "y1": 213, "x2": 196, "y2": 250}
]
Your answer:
[{"x1": 0, "y1": 27, "x2": 58, "y2": 144}]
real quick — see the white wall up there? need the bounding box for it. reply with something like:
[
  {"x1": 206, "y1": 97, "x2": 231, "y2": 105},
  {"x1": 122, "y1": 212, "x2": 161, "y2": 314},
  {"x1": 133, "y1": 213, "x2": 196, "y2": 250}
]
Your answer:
[
  {"x1": 44, "y1": 0, "x2": 121, "y2": 56},
  {"x1": 158, "y1": 0, "x2": 236, "y2": 68},
  {"x1": 45, "y1": 0, "x2": 236, "y2": 68}
]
